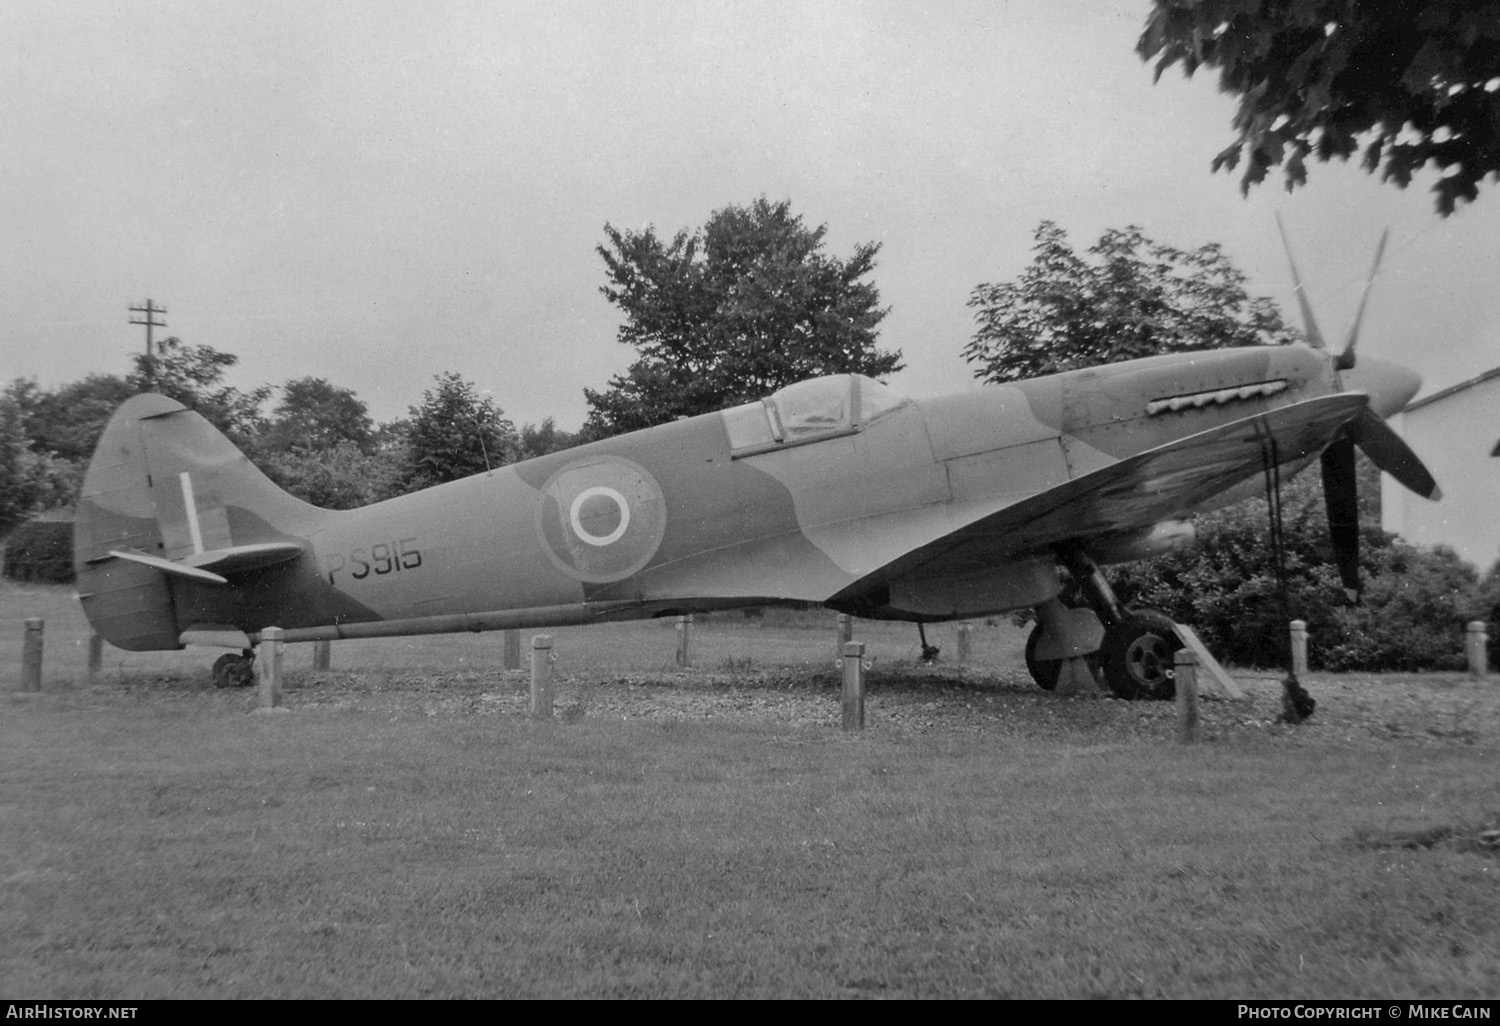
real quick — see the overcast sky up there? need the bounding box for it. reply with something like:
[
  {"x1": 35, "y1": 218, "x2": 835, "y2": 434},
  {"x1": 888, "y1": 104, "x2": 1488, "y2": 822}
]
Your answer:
[{"x1": 5, "y1": 0, "x2": 1498, "y2": 431}]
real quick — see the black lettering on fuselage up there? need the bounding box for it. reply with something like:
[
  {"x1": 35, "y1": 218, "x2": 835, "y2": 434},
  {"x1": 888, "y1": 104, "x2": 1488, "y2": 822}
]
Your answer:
[
  {"x1": 328, "y1": 539, "x2": 422, "y2": 586},
  {"x1": 399, "y1": 537, "x2": 422, "y2": 570}
]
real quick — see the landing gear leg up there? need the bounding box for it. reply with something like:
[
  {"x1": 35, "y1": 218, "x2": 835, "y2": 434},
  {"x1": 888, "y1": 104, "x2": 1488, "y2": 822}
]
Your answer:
[
  {"x1": 917, "y1": 623, "x2": 940, "y2": 663},
  {"x1": 1060, "y1": 548, "x2": 1181, "y2": 701},
  {"x1": 1059, "y1": 547, "x2": 1125, "y2": 630},
  {"x1": 212, "y1": 649, "x2": 256, "y2": 689}
]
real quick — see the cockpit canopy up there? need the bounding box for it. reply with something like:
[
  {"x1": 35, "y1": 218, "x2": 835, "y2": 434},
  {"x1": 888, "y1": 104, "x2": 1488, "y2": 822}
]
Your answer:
[{"x1": 722, "y1": 374, "x2": 908, "y2": 455}]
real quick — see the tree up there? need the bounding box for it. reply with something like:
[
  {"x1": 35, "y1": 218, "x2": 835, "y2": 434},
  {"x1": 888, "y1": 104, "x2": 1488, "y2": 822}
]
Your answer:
[
  {"x1": 1139, "y1": 1, "x2": 1500, "y2": 214},
  {"x1": 390, "y1": 372, "x2": 517, "y2": 494},
  {"x1": 252, "y1": 377, "x2": 386, "y2": 508},
  {"x1": 0, "y1": 379, "x2": 89, "y2": 531},
  {"x1": 0, "y1": 388, "x2": 37, "y2": 536},
  {"x1": 963, "y1": 221, "x2": 1296, "y2": 384},
  {"x1": 515, "y1": 418, "x2": 579, "y2": 462},
  {"x1": 258, "y1": 441, "x2": 394, "y2": 510},
  {"x1": 260, "y1": 377, "x2": 375, "y2": 455},
  {"x1": 24, "y1": 374, "x2": 134, "y2": 463},
  {"x1": 584, "y1": 197, "x2": 901, "y2": 437},
  {"x1": 128, "y1": 336, "x2": 271, "y2": 444}
]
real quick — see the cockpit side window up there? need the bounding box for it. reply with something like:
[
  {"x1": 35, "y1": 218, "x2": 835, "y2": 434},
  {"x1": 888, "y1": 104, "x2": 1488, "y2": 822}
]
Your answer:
[
  {"x1": 856, "y1": 375, "x2": 907, "y2": 423},
  {"x1": 722, "y1": 401, "x2": 778, "y2": 451},
  {"x1": 723, "y1": 374, "x2": 909, "y2": 456},
  {"x1": 773, "y1": 376, "x2": 852, "y2": 440}
]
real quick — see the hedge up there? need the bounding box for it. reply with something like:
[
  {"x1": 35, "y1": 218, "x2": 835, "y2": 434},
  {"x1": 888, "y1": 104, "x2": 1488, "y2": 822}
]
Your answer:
[
  {"x1": 2, "y1": 520, "x2": 75, "y2": 584},
  {"x1": 1108, "y1": 484, "x2": 1489, "y2": 672}
]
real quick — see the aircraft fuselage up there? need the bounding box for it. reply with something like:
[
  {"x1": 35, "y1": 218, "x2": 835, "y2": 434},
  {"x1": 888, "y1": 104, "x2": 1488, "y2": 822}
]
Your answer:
[{"x1": 74, "y1": 342, "x2": 1401, "y2": 651}]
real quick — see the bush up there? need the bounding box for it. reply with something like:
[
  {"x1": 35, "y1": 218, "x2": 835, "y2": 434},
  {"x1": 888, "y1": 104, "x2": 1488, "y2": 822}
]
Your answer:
[
  {"x1": 1111, "y1": 478, "x2": 1344, "y2": 668},
  {"x1": 1478, "y1": 560, "x2": 1500, "y2": 668},
  {"x1": 1109, "y1": 477, "x2": 1485, "y2": 672},
  {"x1": 3, "y1": 519, "x2": 75, "y2": 584},
  {"x1": 1320, "y1": 543, "x2": 1482, "y2": 671}
]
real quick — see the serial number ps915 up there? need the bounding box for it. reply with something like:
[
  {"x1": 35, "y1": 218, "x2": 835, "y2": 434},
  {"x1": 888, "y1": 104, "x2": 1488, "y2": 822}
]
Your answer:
[{"x1": 326, "y1": 538, "x2": 422, "y2": 584}]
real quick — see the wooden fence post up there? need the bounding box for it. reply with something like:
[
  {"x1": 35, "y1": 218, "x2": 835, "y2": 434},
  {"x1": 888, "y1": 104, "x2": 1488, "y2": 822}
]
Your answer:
[
  {"x1": 87, "y1": 632, "x2": 104, "y2": 681},
  {"x1": 956, "y1": 623, "x2": 972, "y2": 662},
  {"x1": 503, "y1": 629, "x2": 521, "y2": 671},
  {"x1": 1289, "y1": 620, "x2": 1309, "y2": 677},
  {"x1": 531, "y1": 635, "x2": 554, "y2": 720},
  {"x1": 841, "y1": 641, "x2": 866, "y2": 732},
  {"x1": 1467, "y1": 621, "x2": 1489, "y2": 680},
  {"x1": 675, "y1": 615, "x2": 693, "y2": 667},
  {"x1": 1174, "y1": 648, "x2": 1201, "y2": 744},
  {"x1": 20, "y1": 619, "x2": 44, "y2": 692},
  {"x1": 257, "y1": 627, "x2": 284, "y2": 709},
  {"x1": 312, "y1": 639, "x2": 331, "y2": 670}
]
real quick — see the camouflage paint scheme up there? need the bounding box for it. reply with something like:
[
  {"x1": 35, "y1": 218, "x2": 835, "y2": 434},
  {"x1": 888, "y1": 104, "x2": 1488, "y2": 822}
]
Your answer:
[{"x1": 73, "y1": 343, "x2": 1424, "y2": 657}]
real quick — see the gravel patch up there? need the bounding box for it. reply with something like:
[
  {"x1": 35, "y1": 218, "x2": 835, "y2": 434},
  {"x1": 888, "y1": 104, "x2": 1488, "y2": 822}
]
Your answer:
[{"x1": 268, "y1": 661, "x2": 1500, "y2": 750}]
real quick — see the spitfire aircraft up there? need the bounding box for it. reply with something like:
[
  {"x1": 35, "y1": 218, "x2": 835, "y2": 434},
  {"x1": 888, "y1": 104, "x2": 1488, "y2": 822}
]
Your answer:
[{"x1": 74, "y1": 239, "x2": 1439, "y2": 699}]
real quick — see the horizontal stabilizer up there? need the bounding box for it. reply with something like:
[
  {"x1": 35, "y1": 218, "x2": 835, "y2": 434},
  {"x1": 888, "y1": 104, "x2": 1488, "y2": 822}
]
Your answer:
[
  {"x1": 94, "y1": 541, "x2": 302, "y2": 584},
  {"x1": 182, "y1": 541, "x2": 305, "y2": 574},
  {"x1": 103, "y1": 549, "x2": 229, "y2": 585}
]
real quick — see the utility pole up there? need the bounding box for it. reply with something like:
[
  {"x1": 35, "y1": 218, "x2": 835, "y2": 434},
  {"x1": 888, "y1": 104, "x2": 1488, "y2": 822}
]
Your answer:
[{"x1": 128, "y1": 299, "x2": 167, "y2": 388}]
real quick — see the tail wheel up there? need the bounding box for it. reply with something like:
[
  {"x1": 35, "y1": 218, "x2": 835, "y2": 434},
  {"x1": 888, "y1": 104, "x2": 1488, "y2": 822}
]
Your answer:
[
  {"x1": 212, "y1": 652, "x2": 255, "y2": 689},
  {"x1": 1101, "y1": 609, "x2": 1181, "y2": 701}
]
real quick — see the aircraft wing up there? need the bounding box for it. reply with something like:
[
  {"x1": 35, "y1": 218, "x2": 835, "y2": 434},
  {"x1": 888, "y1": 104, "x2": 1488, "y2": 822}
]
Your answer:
[{"x1": 852, "y1": 392, "x2": 1369, "y2": 587}]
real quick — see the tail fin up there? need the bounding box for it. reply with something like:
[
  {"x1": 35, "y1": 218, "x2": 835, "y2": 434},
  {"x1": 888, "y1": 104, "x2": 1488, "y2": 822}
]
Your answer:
[{"x1": 74, "y1": 394, "x2": 315, "y2": 651}]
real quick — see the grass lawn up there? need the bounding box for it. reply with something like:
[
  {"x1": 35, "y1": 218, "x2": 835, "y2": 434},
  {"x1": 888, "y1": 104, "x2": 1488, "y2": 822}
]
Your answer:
[{"x1": 2, "y1": 581, "x2": 1497, "y2": 998}]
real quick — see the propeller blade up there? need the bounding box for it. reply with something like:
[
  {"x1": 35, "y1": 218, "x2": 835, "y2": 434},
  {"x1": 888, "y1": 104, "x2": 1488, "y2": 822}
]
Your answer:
[
  {"x1": 1334, "y1": 228, "x2": 1389, "y2": 371},
  {"x1": 1276, "y1": 212, "x2": 1327, "y2": 349},
  {"x1": 1349, "y1": 409, "x2": 1442, "y2": 500},
  {"x1": 1321, "y1": 438, "x2": 1362, "y2": 599}
]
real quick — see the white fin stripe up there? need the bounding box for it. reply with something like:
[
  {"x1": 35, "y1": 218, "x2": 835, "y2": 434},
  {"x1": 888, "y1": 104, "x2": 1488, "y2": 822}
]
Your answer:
[{"x1": 179, "y1": 472, "x2": 205, "y2": 555}]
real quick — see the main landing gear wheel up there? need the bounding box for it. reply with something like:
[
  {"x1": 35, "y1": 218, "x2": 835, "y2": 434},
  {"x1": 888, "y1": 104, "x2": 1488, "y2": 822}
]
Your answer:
[
  {"x1": 212, "y1": 651, "x2": 256, "y2": 689},
  {"x1": 1101, "y1": 609, "x2": 1181, "y2": 701},
  {"x1": 1024, "y1": 625, "x2": 1059, "y2": 690},
  {"x1": 1024, "y1": 625, "x2": 1101, "y2": 691}
]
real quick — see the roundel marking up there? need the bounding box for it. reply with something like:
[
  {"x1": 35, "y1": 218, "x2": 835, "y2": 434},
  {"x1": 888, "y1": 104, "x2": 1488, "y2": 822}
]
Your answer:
[
  {"x1": 536, "y1": 455, "x2": 666, "y2": 583},
  {"x1": 569, "y1": 486, "x2": 631, "y2": 546}
]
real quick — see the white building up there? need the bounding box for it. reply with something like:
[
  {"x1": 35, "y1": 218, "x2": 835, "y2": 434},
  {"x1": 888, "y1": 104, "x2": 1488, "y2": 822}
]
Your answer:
[{"x1": 1381, "y1": 366, "x2": 1500, "y2": 572}]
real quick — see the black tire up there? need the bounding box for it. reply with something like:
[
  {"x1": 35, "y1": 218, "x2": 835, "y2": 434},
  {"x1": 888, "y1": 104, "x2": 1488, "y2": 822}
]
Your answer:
[
  {"x1": 1101, "y1": 609, "x2": 1181, "y2": 701},
  {"x1": 1025, "y1": 622, "x2": 1102, "y2": 692},
  {"x1": 212, "y1": 652, "x2": 255, "y2": 689},
  {"x1": 1025, "y1": 624, "x2": 1059, "y2": 691}
]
